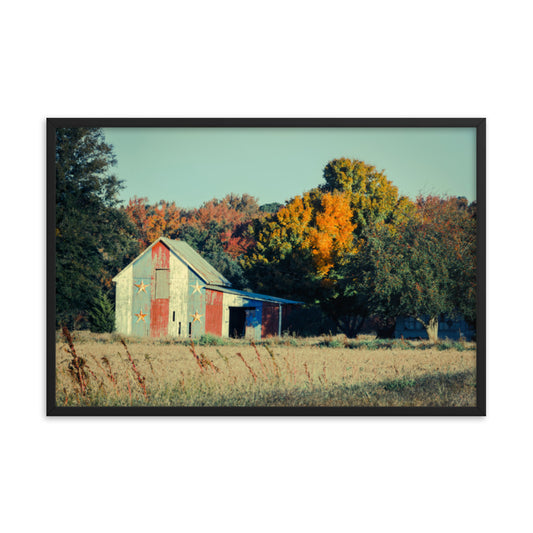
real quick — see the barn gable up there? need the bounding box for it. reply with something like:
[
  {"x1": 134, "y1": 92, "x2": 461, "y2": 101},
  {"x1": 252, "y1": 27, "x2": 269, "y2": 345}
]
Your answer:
[{"x1": 112, "y1": 237, "x2": 231, "y2": 287}]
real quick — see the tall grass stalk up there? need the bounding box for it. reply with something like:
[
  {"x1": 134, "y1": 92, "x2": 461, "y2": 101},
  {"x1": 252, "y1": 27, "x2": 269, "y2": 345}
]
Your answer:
[
  {"x1": 236, "y1": 352, "x2": 258, "y2": 382},
  {"x1": 251, "y1": 341, "x2": 268, "y2": 379},
  {"x1": 120, "y1": 338, "x2": 148, "y2": 399}
]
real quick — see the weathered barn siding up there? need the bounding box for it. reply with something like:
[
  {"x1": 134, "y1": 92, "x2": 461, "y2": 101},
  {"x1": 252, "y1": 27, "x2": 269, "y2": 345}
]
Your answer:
[
  {"x1": 221, "y1": 292, "x2": 232, "y2": 337},
  {"x1": 115, "y1": 264, "x2": 132, "y2": 335},
  {"x1": 205, "y1": 289, "x2": 223, "y2": 336},
  {"x1": 131, "y1": 249, "x2": 152, "y2": 336},
  {"x1": 245, "y1": 304, "x2": 262, "y2": 340},
  {"x1": 221, "y1": 292, "x2": 262, "y2": 340},
  {"x1": 150, "y1": 242, "x2": 170, "y2": 337},
  {"x1": 187, "y1": 270, "x2": 206, "y2": 338},
  {"x1": 261, "y1": 302, "x2": 279, "y2": 337},
  {"x1": 168, "y1": 253, "x2": 189, "y2": 337}
]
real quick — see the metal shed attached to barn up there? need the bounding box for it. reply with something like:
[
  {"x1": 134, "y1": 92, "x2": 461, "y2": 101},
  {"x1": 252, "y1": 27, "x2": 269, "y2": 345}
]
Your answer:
[{"x1": 112, "y1": 237, "x2": 301, "y2": 339}]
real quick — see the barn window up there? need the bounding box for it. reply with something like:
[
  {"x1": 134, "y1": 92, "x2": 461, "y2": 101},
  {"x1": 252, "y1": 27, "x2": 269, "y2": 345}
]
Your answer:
[
  {"x1": 188, "y1": 322, "x2": 192, "y2": 337},
  {"x1": 172, "y1": 311, "x2": 175, "y2": 322},
  {"x1": 155, "y1": 269, "x2": 169, "y2": 299},
  {"x1": 179, "y1": 322, "x2": 181, "y2": 335}
]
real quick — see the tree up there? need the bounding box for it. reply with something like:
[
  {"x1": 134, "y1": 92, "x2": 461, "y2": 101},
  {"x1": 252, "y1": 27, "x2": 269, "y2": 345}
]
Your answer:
[
  {"x1": 321, "y1": 158, "x2": 414, "y2": 233},
  {"x1": 178, "y1": 221, "x2": 248, "y2": 287},
  {"x1": 243, "y1": 188, "x2": 365, "y2": 335},
  {"x1": 125, "y1": 193, "x2": 262, "y2": 259},
  {"x1": 56, "y1": 128, "x2": 139, "y2": 328},
  {"x1": 259, "y1": 202, "x2": 283, "y2": 214},
  {"x1": 124, "y1": 197, "x2": 182, "y2": 249},
  {"x1": 243, "y1": 158, "x2": 415, "y2": 336},
  {"x1": 349, "y1": 196, "x2": 476, "y2": 341},
  {"x1": 88, "y1": 290, "x2": 115, "y2": 333},
  {"x1": 183, "y1": 193, "x2": 261, "y2": 258}
]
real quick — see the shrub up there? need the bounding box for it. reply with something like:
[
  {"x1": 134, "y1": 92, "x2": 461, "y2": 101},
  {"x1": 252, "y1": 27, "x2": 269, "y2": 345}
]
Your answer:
[
  {"x1": 88, "y1": 290, "x2": 115, "y2": 333},
  {"x1": 383, "y1": 378, "x2": 416, "y2": 391},
  {"x1": 197, "y1": 333, "x2": 226, "y2": 346},
  {"x1": 319, "y1": 338, "x2": 344, "y2": 348}
]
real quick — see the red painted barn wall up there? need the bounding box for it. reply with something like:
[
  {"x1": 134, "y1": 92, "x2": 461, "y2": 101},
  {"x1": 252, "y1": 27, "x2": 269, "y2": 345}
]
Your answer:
[
  {"x1": 150, "y1": 242, "x2": 170, "y2": 337},
  {"x1": 261, "y1": 303, "x2": 279, "y2": 337},
  {"x1": 205, "y1": 289, "x2": 223, "y2": 336},
  {"x1": 283, "y1": 304, "x2": 294, "y2": 323}
]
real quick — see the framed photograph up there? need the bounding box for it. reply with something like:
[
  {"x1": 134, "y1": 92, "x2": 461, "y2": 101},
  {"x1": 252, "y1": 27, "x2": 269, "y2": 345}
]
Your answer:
[{"x1": 47, "y1": 118, "x2": 485, "y2": 416}]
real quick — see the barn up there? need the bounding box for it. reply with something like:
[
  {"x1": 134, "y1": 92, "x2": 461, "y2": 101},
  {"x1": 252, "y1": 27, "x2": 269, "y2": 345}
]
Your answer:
[{"x1": 112, "y1": 237, "x2": 301, "y2": 339}]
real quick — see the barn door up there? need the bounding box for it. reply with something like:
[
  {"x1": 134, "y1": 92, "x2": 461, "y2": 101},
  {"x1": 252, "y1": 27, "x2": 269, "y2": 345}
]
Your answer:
[
  {"x1": 151, "y1": 268, "x2": 170, "y2": 337},
  {"x1": 154, "y1": 269, "x2": 169, "y2": 298},
  {"x1": 244, "y1": 308, "x2": 257, "y2": 340},
  {"x1": 229, "y1": 307, "x2": 246, "y2": 338}
]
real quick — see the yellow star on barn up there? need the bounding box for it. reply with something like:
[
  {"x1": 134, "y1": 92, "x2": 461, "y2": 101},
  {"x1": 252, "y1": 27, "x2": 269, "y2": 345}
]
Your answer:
[
  {"x1": 191, "y1": 310, "x2": 203, "y2": 323},
  {"x1": 191, "y1": 280, "x2": 204, "y2": 295},
  {"x1": 135, "y1": 309, "x2": 147, "y2": 323},
  {"x1": 134, "y1": 280, "x2": 149, "y2": 293}
]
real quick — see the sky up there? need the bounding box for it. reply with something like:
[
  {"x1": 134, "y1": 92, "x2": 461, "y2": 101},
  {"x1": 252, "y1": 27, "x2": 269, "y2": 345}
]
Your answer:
[{"x1": 103, "y1": 127, "x2": 476, "y2": 208}]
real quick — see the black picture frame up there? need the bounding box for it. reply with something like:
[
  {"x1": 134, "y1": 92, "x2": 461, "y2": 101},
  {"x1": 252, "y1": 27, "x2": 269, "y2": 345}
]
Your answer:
[{"x1": 47, "y1": 117, "x2": 486, "y2": 416}]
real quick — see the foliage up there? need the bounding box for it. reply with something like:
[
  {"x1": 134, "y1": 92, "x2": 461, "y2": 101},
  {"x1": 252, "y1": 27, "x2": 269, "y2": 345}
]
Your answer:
[
  {"x1": 259, "y1": 202, "x2": 283, "y2": 214},
  {"x1": 243, "y1": 189, "x2": 357, "y2": 303},
  {"x1": 321, "y1": 158, "x2": 415, "y2": 233},
  {"x1": 56, "y1": 127, "x2": 139, "y2": 328},
  {"x1": 124, "y1": 193, "x2": 263, "y2": 287},
  {"x1": 125, "y1": 197, "x2": 182, "y2": 249},
  {"x1": 88, "y1": 290, "x2": 115, "y2": 333},
  {"x1": 243, "y1": 159, "x2": 416, "y2": 336},
  {"x1": 318, "y1": 338, "x2": 345, "y2": 348},
  {"x1": 347, "y1": 196, "x2": 477, "y2": 341},
  {"x1": 284, "y1": 304, "x2": 338, "y2": 337},
  {"x1": 197, "y1": 333, "x2": 227, "y2": 346},
  {"x1": 383, "y1": 378, "x2": 417, "y2": 391},
  {"x1": 178, "y1": 221, "x2": 248, "y2": 287}
]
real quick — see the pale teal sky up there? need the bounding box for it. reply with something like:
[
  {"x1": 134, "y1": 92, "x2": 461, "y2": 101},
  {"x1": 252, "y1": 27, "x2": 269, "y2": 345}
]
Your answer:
[{"x1": 103, "y1": 127, "x2": 476, "y2": 208}]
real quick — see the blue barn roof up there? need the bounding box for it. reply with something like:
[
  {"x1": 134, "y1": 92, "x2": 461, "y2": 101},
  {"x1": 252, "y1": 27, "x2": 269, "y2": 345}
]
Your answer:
[{"x1": 210, "y1": 286, "x2": 302, "y2": 305}]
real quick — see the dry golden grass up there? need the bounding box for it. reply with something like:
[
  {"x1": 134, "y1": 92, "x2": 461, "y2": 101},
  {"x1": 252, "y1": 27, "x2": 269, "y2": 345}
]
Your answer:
[{"x1": 55, "y1": 332, "x2": 477, "y2": 408}]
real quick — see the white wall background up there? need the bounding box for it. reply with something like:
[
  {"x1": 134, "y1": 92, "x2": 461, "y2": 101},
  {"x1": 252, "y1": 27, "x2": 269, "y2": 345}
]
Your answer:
[{"x1": 1, "y1": 1, "x2": 530, "y2": 532}]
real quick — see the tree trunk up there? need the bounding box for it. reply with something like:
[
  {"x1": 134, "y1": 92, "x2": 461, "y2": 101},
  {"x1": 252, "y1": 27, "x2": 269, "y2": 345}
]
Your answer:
[
  {"x1": 335, "y1": 315, "x2": 365, "y2": 338},
  {"x1": 416, "y1": 316, "x2": 439, "y2": 343},
  {"x1": 425, "y1": 316, "x2": 439, "y2": 343}
]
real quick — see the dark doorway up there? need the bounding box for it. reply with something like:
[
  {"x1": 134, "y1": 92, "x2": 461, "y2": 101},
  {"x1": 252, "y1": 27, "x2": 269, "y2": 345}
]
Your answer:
[{"x1": 229, "y1": 307, "x2": 246, "y2": 338}]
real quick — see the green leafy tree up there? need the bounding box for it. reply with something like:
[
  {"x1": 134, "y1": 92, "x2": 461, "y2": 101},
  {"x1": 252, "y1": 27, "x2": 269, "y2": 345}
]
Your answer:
[
  {"x1": 259, "y1": 202, "x2": 283, "y2": 214},
  {"x1": 346, "y1": 196, "x2": 476, "y2": 341},
  {"x1": 55, "y1": 127, "x2": 139, "y2": 328}
]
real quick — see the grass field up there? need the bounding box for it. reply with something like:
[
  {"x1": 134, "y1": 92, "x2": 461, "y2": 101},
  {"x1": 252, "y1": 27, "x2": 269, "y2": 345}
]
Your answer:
[{"x1": 55, "y1": 331, "x2": 477, "y2": 408}]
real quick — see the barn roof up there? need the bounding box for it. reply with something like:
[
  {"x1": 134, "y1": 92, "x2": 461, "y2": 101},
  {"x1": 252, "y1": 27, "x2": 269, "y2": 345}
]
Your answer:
[
  {"x1": 209, "y1": 286, "x2": 302, "y2": 305},
  {"x1": 160, "y1": 238, "x2": 231, "y2": 287},
  {"x1": 112, "y1": 237, "x2": 232, "y2": 287}
]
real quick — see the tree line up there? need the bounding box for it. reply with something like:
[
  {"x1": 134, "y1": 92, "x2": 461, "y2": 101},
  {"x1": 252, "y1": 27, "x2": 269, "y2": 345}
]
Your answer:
[{"x1": 56, "y1": 128, "x2": 476, "y2": 341}]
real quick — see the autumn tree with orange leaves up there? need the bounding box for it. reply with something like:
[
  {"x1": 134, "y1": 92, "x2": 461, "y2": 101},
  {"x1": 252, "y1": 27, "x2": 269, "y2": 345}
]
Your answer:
[
  {"x1": 243, "y1": 158, "x2": 415, "y2": 335},
  {"x1": 243, "y1": 189, "x2": 357, "y2": 305},
  {"x1": 125, "y1": 197, "x2": 183, "y2": 249}
]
